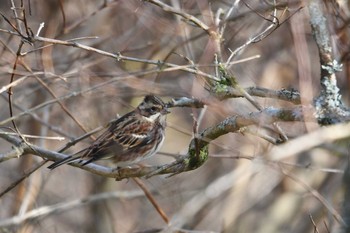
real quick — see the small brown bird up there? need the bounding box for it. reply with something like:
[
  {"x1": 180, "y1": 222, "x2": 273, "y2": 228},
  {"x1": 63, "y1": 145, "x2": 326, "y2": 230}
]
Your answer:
[{"x1": 48, "y1": 95, "x2": 170, "y2": 169}]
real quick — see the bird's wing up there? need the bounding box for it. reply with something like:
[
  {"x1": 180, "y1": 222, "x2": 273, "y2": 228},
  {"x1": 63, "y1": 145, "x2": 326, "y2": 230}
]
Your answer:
[
  {"x1": 114, "y1": 117, "x2": 154, "y2": 149},
  {"x1": 81, "y1": 114, "x2": 154, "y2": 161}
]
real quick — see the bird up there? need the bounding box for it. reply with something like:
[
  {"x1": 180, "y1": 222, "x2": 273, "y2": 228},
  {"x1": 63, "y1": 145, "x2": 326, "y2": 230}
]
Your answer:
[{"x1": 48, "y1": 95, "x2": 170, "y2": 170}]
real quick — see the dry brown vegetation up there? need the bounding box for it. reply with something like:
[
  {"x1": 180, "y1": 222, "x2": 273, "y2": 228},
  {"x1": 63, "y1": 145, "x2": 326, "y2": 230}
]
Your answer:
[{"x1": 1, "y1": 0, "x2": 350, "y2": 233}]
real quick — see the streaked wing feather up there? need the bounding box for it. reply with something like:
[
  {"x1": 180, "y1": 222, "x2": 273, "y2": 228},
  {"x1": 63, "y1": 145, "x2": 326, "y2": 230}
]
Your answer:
[
  {"x1": 113, "y1": 117, "x2": 154, "y2": 148},
  {"x1": 82, "y1": 114, "x2": 154, "y2": 160}
]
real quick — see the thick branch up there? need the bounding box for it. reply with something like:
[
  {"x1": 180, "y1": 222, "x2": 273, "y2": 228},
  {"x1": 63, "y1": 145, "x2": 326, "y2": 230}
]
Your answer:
[
  {"x1": 0, "y1": 106, "x2": 308, "y2": 180},
  {"x1": 213, "y1": 86, "x2": 301, "y2": 104},
  {"x1": 308, "y1": 0, "x2": 350, "y2": 124}
]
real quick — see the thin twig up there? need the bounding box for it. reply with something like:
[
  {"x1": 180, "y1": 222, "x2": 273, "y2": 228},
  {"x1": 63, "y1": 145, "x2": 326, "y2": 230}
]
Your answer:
[
  {"x1": 281, "y1": 168, "x2": 345, "y2": 226},
  {"x1": 309, "y1": 214, "x2": 320, "y2": 233},
  {"x1": 32, "y1": 35, "x2": 219, "y2": 81},
  {"x1": 145, "y1": 0, "x2": 215, "y2": 37},
  {"x1": 133, "y1": 178, "x2": 169, "y2": 224},
  {"x1": 0, "y1": 160, "x2": 46, "y2": 199},
  {"x1": 225, "y1": 1, "x2": 279, "y2": 68}
]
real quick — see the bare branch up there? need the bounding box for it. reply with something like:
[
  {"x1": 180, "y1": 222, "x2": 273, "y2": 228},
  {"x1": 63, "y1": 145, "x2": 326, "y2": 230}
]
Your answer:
[
  {"x1": 308, "y1": 0, "x2": 350, "y2": 124},
  {"x1": 0, "y1": 190, "x2": 145, "y2": 227},
  {"x1": 144, "y1": 0, "x2": 215, "y2": 37}
]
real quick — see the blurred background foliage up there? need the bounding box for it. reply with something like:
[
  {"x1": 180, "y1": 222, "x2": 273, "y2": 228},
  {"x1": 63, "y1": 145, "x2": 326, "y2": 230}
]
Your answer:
[{"x1": 0, "y1": 0, "x2": 350, "y2": 232}]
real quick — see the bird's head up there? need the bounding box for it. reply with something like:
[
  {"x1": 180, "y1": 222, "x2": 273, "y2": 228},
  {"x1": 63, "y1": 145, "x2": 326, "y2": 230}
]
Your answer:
[{"x1": 137, "y1": 95, "x2": 170, "y2": 123}]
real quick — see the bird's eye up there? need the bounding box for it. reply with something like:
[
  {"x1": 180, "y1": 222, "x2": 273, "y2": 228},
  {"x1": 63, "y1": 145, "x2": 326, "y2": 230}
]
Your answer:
[{"x1": 150, "y1": 106, "x2": 158, "y2": 112}]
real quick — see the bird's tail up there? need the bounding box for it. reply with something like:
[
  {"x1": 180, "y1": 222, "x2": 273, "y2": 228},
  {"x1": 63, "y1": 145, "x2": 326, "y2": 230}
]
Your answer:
[
  {"x1": 47, "y1": 148, "x2": 88, "y2": 170},
  {"x1": 47, "y1": 155, "x2": 81, "y2": 170}
]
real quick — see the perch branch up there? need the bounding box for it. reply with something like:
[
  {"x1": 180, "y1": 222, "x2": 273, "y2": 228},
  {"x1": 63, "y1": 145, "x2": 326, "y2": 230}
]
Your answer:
[{"x1": 0, "y1": 106, "x2": 308, "y2": 180}]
